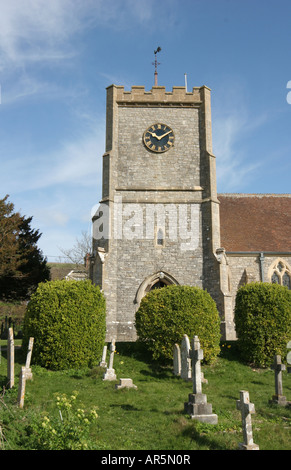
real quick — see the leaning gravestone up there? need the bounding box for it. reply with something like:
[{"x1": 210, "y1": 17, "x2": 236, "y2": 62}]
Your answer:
[
  {"x1": 25, "y1": 337, "x2": 34, "y2": 380},
  {"x1": 173, "y1": 343, "x2": 181, "y2": 376},
  {"x1": 287, "y1": 340, "x2": 291, "y2": 374},
  {"x1": 7, "y1": 328, "x2": 14, "y2": 389},
  {"x1": 270, "y1": 355, "x2": 289, "y2": 406},
  {"x1": 17, "y1": 367, "x2": 27, "y2": 409},
  {"x1": 180, "y1": 335, "x2": 191, "y2": 381},
  {"x1": 184, "y1": 336, "x2": 218, "y2": 424},
  {"x1": 236, "y1": 390, "x2": 259, "y2": 450},
  {"x1": 99, "y1": 345, "x2": 108, "y2": 368},
  {"x1": 103, "y1": 339, "x2": 117, "y2": 381}
]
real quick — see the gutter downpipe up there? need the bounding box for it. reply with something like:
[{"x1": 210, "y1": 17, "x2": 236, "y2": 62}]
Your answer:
[{"x1": 259, "y1": 252, "x2": 265, "y2": 282}]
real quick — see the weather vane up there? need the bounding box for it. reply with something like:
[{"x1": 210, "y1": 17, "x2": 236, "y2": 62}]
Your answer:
[{"x1": 153, "y1": 47, "x2": 161, "y2": 86}]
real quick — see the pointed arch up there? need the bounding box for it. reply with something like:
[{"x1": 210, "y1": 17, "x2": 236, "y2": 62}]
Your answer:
[
  {"x1": 134, "y1": 271, "x2": 179, "y2": 307},
  {"x1": 268, "y1": 258, "x2": 291, "y2": 289}
]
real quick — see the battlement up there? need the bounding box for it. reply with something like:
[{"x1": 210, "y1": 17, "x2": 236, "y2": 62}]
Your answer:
[{"x1": 107, "y1": 84, "x2": 210, "y2": 106}]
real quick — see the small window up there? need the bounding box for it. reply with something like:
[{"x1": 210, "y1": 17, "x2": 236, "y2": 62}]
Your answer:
[
  {"x1": 156, "y1": 228, "x2": 165, "y2": 247},
  {"x1": 270, "y1": 259, "x2": 291, "y2": 289}
]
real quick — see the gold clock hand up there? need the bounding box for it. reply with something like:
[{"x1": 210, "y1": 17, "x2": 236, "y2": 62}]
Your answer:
[
  {"x1": 148, "y1": 130, "x2": 172, "y2": 140},
  {"x1": 158, "y1": 130, "x2": 173, "y2": 140}
]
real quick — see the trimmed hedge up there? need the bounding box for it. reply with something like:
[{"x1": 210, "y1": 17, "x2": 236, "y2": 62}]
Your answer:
[
  {"x1": 22, "y1": 279, "x2": 106, "y2": 370},
  {"x1": 234, "y1": 282, "x2": 291, "y2": 367},
  {"x1": 135, "y1": 285, "x2": 221, "y2": 363}
]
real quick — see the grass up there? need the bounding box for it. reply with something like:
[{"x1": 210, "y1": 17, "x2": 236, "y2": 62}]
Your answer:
[{"x1": 0, "y1": 341, "x2": 290, "y2": 450}]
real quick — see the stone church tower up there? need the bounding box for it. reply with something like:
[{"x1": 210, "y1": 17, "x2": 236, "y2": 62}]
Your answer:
[{"x1": 91, "y1": 84, "x2": 235, "y2": 341}]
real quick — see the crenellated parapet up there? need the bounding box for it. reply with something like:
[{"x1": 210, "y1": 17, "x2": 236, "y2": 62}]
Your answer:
[{"x1": 107, "y1": 85, "x2": 209, "y2": 107}]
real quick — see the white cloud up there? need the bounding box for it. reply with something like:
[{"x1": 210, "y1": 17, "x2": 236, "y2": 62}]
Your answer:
[
  {"x1": 212, "y1": 81, "x2": 268, "y2": 192},
  {"x1": 0, "y1": 0, "x2": 156, "y2": 71},
  {"x1": 0, "y1": 124, "x2": 104, "y2": 194}
]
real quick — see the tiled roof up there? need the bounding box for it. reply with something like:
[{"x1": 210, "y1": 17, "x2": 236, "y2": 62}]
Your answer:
[{"x1": 218, "y1": 194, "x2": 291, "y2": 252}]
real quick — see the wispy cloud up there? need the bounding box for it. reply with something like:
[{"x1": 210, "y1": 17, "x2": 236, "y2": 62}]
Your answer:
[
  {"x1": 0, "y1": 124, "x2": 104, "y2": 194},
  {"x1": 0, "y1": 0, "x2": 156, "y2": 70},
  {"x1": 212, "y1": 81, "x2": 268, "y2": 192}
]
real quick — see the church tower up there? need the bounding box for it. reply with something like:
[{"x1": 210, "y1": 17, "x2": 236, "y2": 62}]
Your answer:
[{"x1": 91, "y1": 84, "x2": 235, "y2": 341}]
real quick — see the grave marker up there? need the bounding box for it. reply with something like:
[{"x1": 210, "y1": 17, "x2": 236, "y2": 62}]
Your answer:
[
  {"x1": 173, "y1": 343, "x2": 181, "y2": 376},
  {"x1": 115, "y1": 378, "x2": 137, "y2": 390},
  {"x1": 99, "y1": 345, "x2": 108, "y2": 368},
  {"x1": 270, "y1": 355, "x2": 288, "y2": 406},
  {"x1": 287, "y1": 340, "x2": 291, "y2": 374},
  {"x1": 180, "y1": 335, "x2": 191, "y2": 381},
  {"x1": 25, "y1": 337, "x2": 34, "y2": 380},
  {"x1": 103, "y1": 339, "x2": 117, "y2": 381},
  {"x1": 184, "y1": 336, "x2": 218, "y2": 424},
  {"x1": 7, "y1": 328, "x2": 14, "y2": 388},
  {"x1": 17, "y1": 367, "x2": 27, "y2": 409},
  {"x1": 236, "y1": 390, "x2": 259, "y2": 450}
]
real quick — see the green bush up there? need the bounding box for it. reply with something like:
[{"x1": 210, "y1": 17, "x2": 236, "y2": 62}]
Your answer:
[
  {"x1": 135, "y1": 285, "x2": 221, "y2": 363},
  {"x1": 22, "y1": 280, "x2": 106, "y2": 370},
  {"x1": 234, "y1": 282, "x2": 291, "y2": 367}
]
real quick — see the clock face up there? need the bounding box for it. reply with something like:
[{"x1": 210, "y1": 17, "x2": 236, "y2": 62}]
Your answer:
[{"x1": 143, "y1": 123, "x2": 174, "y2": 153}]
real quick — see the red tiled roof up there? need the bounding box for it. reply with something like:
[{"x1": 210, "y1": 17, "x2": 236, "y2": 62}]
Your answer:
[{"x1": 218, "y1": 194, "x2": 291, "y2": 252}]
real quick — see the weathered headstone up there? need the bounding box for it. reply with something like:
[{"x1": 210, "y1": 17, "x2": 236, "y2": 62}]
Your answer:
[
  {"x1": 17, "y1": 367, "x2": 27, "y2": 409},
  {"x1": 270, "y1": 355, "x2": 288, "y2": 406},
  {"x1": 99, "y1": 345, "x2": 108, "y2": 368},
  {"x1": 184, "y1": 336, "x2": 218, "y2": 424},
  {"x1": 25, "y1": 337, "x2": 34, "y2": 380},
  {"x1": 173, "y1": 343, "x2": 181, "y2": 376},
  {"x1": 7, "y1": 328, "x2": 14, "y2": 388},
  {"x1": 287, "y1": 340, "x2": 291, "y2": 374},
  {"x1": 103, "y1": 339, "x2": 117, "y2": 381},
  {"x1": 236, "y1": 390, "x2": 259, "y2": 450},
  {"x1": 115, "y1": 378, "x2": 137, "y2": 390},
  {"x1": 180, "y1": 334, "x2": 191, "y2": 381}
]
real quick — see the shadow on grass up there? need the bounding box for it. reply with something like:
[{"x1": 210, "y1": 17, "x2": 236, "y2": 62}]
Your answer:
[{"x1": 181, "y1": 422, "x2": 230, "y2": 450}]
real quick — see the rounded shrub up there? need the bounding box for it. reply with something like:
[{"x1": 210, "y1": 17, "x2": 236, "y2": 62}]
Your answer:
[
  {"x1": 135, "y1": 285, "x2": 221, "y2": 363},
  {"x1": 234, "y1": 282, "x2": 291, "y2": 367},
  {"x1": 22, "y1": 279, "x2": 106, "y2": 370}
]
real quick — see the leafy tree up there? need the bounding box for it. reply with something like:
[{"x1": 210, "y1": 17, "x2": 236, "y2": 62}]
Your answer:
[
  {"x1": 234, "y1": 282, "x2": 291, "y2": 366},
  {"x1": 22, "y1": 279, "x2": 106, "y2": 370},
  {"x1": 0, "y1": 195, "x2": 50, "y2": 300},
  {"x1": 135, "y1": 285, "x2": 221, "y2": 363}
]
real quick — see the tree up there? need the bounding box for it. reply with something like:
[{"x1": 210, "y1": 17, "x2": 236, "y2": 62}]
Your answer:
[
  {"x1": 0, "y1": 195, "x2": 50, "y2": 300},
  {"x1": 58, "y1": 230, "x2": 91, "y2": 266},
  {"x1": 234, "y1": 282, "x2": 291, "y2": 366},
  {"x1": 135, "y1": 285, "x2": 221, "y2": 363},
  {"x1": 22, "y1": 279, "x2": 106, "y2": 370}
]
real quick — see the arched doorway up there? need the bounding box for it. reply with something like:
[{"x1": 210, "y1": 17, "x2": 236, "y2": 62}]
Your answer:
[
  {"x1": 134, "y1": 271, "x2": 179, "y2": 308},
  {"x1": 150, "y1": 279, "x2": 167, "y2": 290}
]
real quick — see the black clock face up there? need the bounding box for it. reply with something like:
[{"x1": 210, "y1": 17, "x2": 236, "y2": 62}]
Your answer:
[{"x1": 143, "y1": 123, "x2": 174, "y2": 153}]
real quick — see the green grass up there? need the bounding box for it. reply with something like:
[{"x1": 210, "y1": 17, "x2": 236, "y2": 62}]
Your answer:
[{"x1": 0, "y1": 342, "x2": 290, "y2": 450}]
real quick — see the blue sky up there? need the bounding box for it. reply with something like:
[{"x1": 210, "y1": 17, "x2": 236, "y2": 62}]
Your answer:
[{"x1": 0, "y1": 0, "x2": 291, "y2": 262}]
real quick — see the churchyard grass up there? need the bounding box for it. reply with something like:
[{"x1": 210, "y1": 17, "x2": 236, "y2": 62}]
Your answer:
[{"x1": 0, "y1": 341, "x2": 290, "y2": 450}]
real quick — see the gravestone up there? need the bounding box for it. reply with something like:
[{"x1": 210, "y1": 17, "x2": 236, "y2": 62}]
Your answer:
[
  {"x1": 184, "y1": 336, "x2": 218, "y2": 424},
  {"x1": 236, "y1": 390, "x2": 259, "y2": 450},
  {"x1": 99, "y1": 345, "x2": 108, "y2": 368},
  {"x1": 103, "y1": 339, "x2": 117, "y2": 381},
  {"x1": 270, "y1": 355, "x2": 288, "y2": 406},
  {"x1": 7, "y1": 328, "x2": 14, "y2": 388},
  {"x1": 17, "y1": 367, "x2": 27, "y2": 409},
  {"x1": 180, "y1": 335, "x2": 191, "y2": 381},
  {"x1": 25, "y1": 337, "x2": 34, "y2": 380},
  {"x1": 287, "y1": 340, "x2": 291, "y2": 374},
  {"x1": 115, "y1": 378, "x2": 137, "y2": 390},
  {"x1": 173, "y1": 343, "x2": 181, "y2": 376}
]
